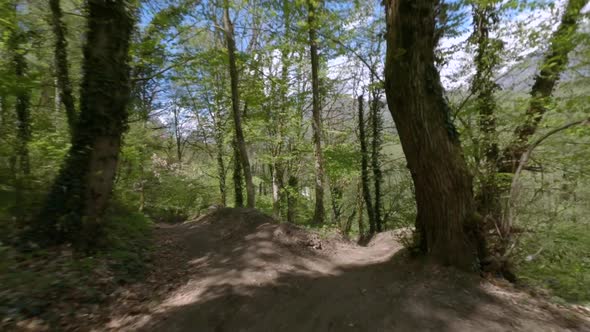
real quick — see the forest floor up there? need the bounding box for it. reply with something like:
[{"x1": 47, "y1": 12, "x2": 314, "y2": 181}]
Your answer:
[
  {"x1": 95, "y1": 207, "x2": 590, "y2": 332},
  {"x1": 17, "y1": 208, "x2": 590, "y2": 331}
]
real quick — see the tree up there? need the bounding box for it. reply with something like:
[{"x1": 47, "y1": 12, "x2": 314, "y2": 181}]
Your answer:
[
  {"x1": 368, "y1": 60, "x2": 384, "y2": 233},
  {"x1": 308, "y1": 0, "x2": 326, "y2": 224},
  {"x1": 469, "y1": 1, "x2": 502, "y2": 217},
  {"x1": 7, "y1": 0, "x2": 32, "y2": 219},
  {"x1": 499, "y1": 0, "x2": 588, "y2": 172},
  {"x1": 358, "y1": 95, "x2": 376, "y2": 234},
  {"x1": 223, "y1": 0, "x2": 255, "y2": 208},
  {"x1": 384, "y1": 0, "x2": 486, "y2": 268},
  {"x1": 37, "y1": 0, "x2": 135, "y2": 247},
  {"x1": 232, "y1": 137, "x2": 244, "y2": 207},
  {"x1": 49, "y1": 0, "x2": 77, "y2": 132}
]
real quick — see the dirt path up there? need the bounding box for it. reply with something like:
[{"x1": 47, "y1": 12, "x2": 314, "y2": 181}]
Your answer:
[{"x1": 104, "y1": 208, "x2": 590, "y2": 332}]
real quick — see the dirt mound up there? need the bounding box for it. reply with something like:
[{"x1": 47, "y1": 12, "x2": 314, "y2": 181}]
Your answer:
[
  {"x1": 192, "y1": 208, "x2": 329, "y2": 251},
  {"x1": 97, "y1": 209, "x2": 590, "y2": 332}
]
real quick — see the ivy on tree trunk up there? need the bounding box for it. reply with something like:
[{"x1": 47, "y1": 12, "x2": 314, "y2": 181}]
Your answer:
[
  {"x1": 384, "y1": 0, "x2": 486, "y2": 269},
  {"x1": 37, "y1": 0, "x2": 134, "y2": 248},
  {"x1": 49, "y1": 0, "x2": 77, "y2": 133},
  {"x1": 499, "y1": 0, "x2": 587, "y2": 172}
]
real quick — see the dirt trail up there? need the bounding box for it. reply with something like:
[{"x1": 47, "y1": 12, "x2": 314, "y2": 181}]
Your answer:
[{"x1": 105, "y1": 208, "x2": 590, "y2": 332}]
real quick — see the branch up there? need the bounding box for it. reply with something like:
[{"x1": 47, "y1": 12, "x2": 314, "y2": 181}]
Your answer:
[
  {"x1": 132, "y1": 56, "x2": 202, "y2": 83},
  {"x1": 325, "y1": 35, "x2": 384, "y2": 85}
]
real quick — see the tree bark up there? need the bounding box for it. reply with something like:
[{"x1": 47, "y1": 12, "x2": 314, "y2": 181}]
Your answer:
[
  {"x1": 329, "y1": 179, "x2": 344, "y2": 223},
  {"x1": 14, "y1": 39, "x2": 30, "y2": 177},
  {"x1": 216, "y1": 130, "x2": 227, "y2": 207},
  {"x1": 9, "y1": 2, "x2": 31, "y2": 219},
  {"x1": 369, "y1": 83, "x2": 384, "y2": 232},
  {"x1": 38, "y1": 0, "x2": 134, "y2": 248},
  {"x1": 499, "y1": 0, "x2": 587, "y2": 172},
  {"x1": 286, "y1": 175, "x2": 298, "y2": 223},
  {"x1": 384, "y1": 0, "x2": 485, "y2": 269},
  {"x1": 269, "y1": 0, "x2": 293, "y2": 220},
  {"x1": 232, "y1": 137, "x2": 244, "y2": 207},
  {"x1": 356, "y1": 179, "x2": 366, "y2": 242},
  {"x1": 308, "y1": 0, "x2": 326, "y2": 224},
  {"x1": 271, "y1": 164, "x2": 284, "y2": 218},
  {"x1": 223, "y1": 0, "x2": 255, "y2": 208},
  {"x1": 172, "y1": 106, "x2": 182, "y2": 162},
  {"x1": 49, "y1": 0, "x2": 77, "y2": 132},
  {"x1": 358, "y1": 96, "x2": 376, "y2": 233}
]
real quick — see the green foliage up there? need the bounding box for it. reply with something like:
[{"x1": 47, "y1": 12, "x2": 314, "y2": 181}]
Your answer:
[{"x1": 516, "y1": 222, "x2": 590, "y2": 304}]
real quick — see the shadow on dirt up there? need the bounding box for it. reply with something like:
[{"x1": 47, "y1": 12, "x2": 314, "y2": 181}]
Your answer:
[{"x1": 109, "y1": 208, "x2": 588, "y2": 332}]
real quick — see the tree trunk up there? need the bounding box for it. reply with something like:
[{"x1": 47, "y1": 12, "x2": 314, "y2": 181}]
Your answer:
[
  {"x1": 356, "y1": 179, "x2": 366, "y2": 242},
  {"x1": 38, "y1": 0, "x2": 134, "y2": 248},
  {"x1": 358, "y1": 96, "x2": 376, "y2": 234},
  {"x1": 14, "y1": 46, "x2": 30, "y2": 177},
  {"x1": 223, "y1": 0, "x2": 255, "y2": 208},
  {"x1": 384, "y1": 0, "x2": 485, "y2": 269},
  {"x1": 471, "y1": 3, "x2": 501, "y2": 218},
  {"x1": 216, "y1": 132, "x2": 227, "y2": 206},
  {"x1": 271, "y1": 164, "x2": 284, "y2": 218},
  {"x1": 286, "y1": 175, "x2": 298, "y2": 223},
  {"x1": 308, "y1": 0, "x2": 326, "y2": 224},
  {"x1": 499, "y1": 0, "x2": 587, "y2": 172},
  {"x1": 369, "y1": 91, "x2": 384, "y2": 232},
  {"x1": 9, "y1": 3, "x2": 31, "y2": 219},
  {"x1": 329, "y1": 179, "x2": 344, "y2": 224},
  {"x1": 232, "y1": 137, "x2": 244, "y2": 207},
  {"x1": 49, "y1": 0, "x2": 77, "y2": 132},
  {"x1": 174, "y1": 106, "x2": 183, "y2": 163},
  {"x1": 267, "y1": 0, "x2": 293, "y2": 220}
]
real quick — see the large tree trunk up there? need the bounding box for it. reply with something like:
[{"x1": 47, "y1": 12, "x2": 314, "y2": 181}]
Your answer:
[
  {"x1": 358, "y1": 96, "x2": 376, "y2": 234},
  {"x1": 471, "y1": 3, "x2": 501, "y2": 218},
  {"x1": 49, "y1": 0, "x2": 77, "y2": 132},
  {"x1": 384, "y1": 0, "x2": 485, "y2": 269},
  {"x1": 38, "y1": 0, "x2": 134, "y2": 248},
  {"x1": 308, "y1": 0, "x2": 326, "y2": 224},
  {"x1": 499, "y1": 0, "x2": 587, "y2": 172},
  {"x1": 223, "y1": 0, "x2": 255, "y2": 208}
]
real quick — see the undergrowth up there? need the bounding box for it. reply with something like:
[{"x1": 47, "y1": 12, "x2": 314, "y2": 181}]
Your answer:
[
  {"x1": 0, "y1": 205, "x2": 153, "y2": 328},
  {"x1": 515, "y1": 222, "x2": 590, "y2": 305}
]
